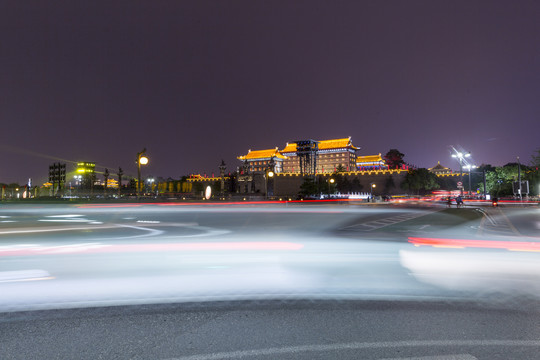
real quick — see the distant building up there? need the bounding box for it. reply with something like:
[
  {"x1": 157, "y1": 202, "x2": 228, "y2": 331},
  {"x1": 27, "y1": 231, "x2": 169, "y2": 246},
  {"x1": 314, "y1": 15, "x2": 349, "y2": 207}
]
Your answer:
[
  {"x1": 238, "y1": 137, "x2": 412, "y2": 175},
  {"x1": 428, "y1": 161, "x2": 452, "y2": 175},
  {"x1": 75, "y1": 162, "x2": 96, "y2": 188},
  {"x1": 356, "y1": 153, "x2": 387, "y2": 170},
  {"x1": 280, "y1": 137, "x2": 359, "y2": 173},
  {"x1": 237, "y1": 148, "x2": 286, "y2": 173}
]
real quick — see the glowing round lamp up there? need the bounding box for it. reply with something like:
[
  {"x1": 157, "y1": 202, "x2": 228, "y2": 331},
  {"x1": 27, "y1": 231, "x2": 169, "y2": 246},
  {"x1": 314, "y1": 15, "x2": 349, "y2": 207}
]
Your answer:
[{"x1": 139, "y1": 156, "x2": 149, "y2": 165}]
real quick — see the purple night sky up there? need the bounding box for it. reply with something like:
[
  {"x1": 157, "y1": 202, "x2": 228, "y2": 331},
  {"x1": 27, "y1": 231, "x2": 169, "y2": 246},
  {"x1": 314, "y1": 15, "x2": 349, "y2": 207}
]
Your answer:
[{"x1": 1, "y1": 1, "x2": 539, "y2": 184}]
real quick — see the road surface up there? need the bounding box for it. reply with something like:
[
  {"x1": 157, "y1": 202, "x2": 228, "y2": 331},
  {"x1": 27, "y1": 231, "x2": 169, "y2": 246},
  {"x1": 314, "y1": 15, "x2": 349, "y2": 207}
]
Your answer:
[{"x1": 1, "y1": 201, "x2": 539, "y2": 359}]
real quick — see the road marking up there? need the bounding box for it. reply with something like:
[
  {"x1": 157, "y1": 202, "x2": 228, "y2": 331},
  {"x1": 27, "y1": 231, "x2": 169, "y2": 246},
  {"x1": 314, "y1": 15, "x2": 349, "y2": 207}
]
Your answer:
[
  {"x1": 0, "y1": 243, "x2": 111, "y2": 256},
  {"x1": 45, "y1": 214, "x2": 85, "y2": 218},
  {"x1": 39, "y1": 219, "x2": 94, "y2": 223},
  {"x1": 0, "y1": 224, "x2": 120, "y2": 235},
  {"x1": 116, "y1": 224, "x2": 165, "y2": 238},
  {"x1": 478, "y1": 208, "x2": 521, "y2": 237},
  {"x1": 498, "y1": 208, "x2": 521, "y2": 236},
  {"x1": 340, "y1": 210, "x2": 438, "y2": 232},
  {"x1": 380, "y1": 355, "x2": 477, "y2": 360},
  {"x1": 163, "y1": 340, "x2": 540, "y2": 360}
]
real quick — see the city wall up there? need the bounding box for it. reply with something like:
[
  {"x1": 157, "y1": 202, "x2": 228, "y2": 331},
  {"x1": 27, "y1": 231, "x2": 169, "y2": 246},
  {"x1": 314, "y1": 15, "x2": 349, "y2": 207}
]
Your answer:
[
  {"x1": 184, "y1": 170, "x2": 461, "y2": 198},
  {"x1": 272, "y1": 169, "x2": 409, "y2": 197}
]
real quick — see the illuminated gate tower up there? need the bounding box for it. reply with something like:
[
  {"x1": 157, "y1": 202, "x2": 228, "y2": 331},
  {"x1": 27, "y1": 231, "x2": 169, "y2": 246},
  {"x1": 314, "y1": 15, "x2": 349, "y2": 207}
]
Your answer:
[
  {"x1": 281, "y1": 137, "x2": 359, "y2": 174},
  {"x1": 295, "y1": 140, "x2": 318, "y2": 177},
  {"x1": 237, "y1": 148, "x2": 286, "y2": 173}
]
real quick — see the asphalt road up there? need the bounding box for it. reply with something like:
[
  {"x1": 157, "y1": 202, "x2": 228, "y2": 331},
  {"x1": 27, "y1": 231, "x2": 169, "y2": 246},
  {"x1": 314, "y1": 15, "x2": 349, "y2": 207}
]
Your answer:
[
  {"x1": 2, "y1": 301, "x2": 540, "y2": 360},
  {"x1": 1, "y1": 201, "x2": 539, "y2": 359},
  {"x1": 1, "y1": 202, "x2": 539, "y2": 311}
]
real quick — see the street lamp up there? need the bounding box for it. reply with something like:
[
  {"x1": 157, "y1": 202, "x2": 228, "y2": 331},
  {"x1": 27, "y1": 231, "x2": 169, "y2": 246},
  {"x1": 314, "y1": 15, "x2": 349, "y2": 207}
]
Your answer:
[
  {"x1": 464, "y1": 164, "x2": 477, "y2": 196},
  {"x1": 265, "y1": 157, "x2": 276, "y2": 200},
  {"x1": 370, "y1": 182, "x2": 376, "y2": 201},
  {"x1": 328, "y1": 178, "x2": 335, "y2": 198},
  {"x1": 147, "y1": 177, "x2": 155, "y2": 196},
  {"x1": 137, "y1": 148, "x2": 149, "y2": 199},
  {"x1": 451, "y1": 150, "x2": 471, "y2": 196},
  {"x1": 265, "y1": 170, "x2": 274, "y2": 200},
  {"x1": 517, "y1": 156, "x2": 522, "y2": 201}
]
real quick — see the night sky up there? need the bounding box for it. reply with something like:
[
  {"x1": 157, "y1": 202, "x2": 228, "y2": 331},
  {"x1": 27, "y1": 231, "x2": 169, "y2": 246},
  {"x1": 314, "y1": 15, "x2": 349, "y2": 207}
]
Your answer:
[{"x1": 1, "y1": 1, "x2": 539, "y2": 184}]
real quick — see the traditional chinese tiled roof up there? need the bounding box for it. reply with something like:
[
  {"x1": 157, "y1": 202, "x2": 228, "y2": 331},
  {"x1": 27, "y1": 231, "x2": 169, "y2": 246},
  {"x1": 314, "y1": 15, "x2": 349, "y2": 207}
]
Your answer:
[
  {"x1": 281, "y1": 142, "x2": 297, "y2": 153},
  {"x1": 319, "y1": 137, "x2": 358, "y2": 150},
  {"x1": 428, "y1": 161, "x2": 451, "y2": 172},
  {"x1": 281, "y1": 137, "x2": 358, "y2": 153},
  {"x1": 237, "y1": 148, "x2": 287, "y2": 161},
  {"x1": 356, "y1": 154, "x2": 384, "y2": 164}
]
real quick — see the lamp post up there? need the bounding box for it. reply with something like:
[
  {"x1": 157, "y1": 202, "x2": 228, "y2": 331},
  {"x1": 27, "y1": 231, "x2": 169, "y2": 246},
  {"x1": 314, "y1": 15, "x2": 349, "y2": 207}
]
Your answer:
[
  {"x1": 265, "y1": 157, "x2": 276, "y2": 200},
  {"x1": 147, "y1": 177, "x2": 155, "y2": 196},
  {"x1": 328, "y1": 178, "x2": 335, "y2": 198},
  {"x1": 103, "y1": 168, "x2": 109, "y2": 198},
  {"x1": 265, "y1": 170, "x2": 274, "y2": 200},
  {"x1": 451, "y1": 150, "x2": 471, "y2": 196},
  {"x1": 117, "y1": 167, "x2": 123, "y2": 198},
  {"x1": 464, "y1": 164, "x2": 477, "y2": 196},
  {"x1": 136, "y1": 148, "x2": 149, "y2": 199},
  {"x1": 517, "y1": 156, "x2": 522, "y2": 201},
  {"x1": 219, "y1": 160, "x2": 226, "y2": 196},
  {"x1": 370, "y1": 182, "x2": 376, "y2": 201}
]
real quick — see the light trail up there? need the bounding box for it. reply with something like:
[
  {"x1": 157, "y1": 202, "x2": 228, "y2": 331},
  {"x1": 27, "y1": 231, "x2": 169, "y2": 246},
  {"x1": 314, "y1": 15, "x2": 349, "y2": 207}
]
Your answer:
[
  {"x1": 0, "y1": 241, "x2": 304, "y2": 257},
  {"x1": 409, "y1": 237, "x2": 540, "y2": 252}
]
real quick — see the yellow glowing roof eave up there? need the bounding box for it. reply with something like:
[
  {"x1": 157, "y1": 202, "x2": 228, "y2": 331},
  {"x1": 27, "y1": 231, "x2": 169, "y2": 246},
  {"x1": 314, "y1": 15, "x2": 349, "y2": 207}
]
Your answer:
[
  {"x1": 281, "y1": 138, "x2": 358, "y2": 152},
  {"x1": 429, "y1": 162, "x2": 450, "y2": 171},
  {"x1": 357, "y1": 154, "x2": 384, "y2": 163},
  {"x1": 318, "y1": 138, "x2": 358, "y2": 150},
  {"x1": 238, "y1": 148, "x2": 287, "y2": 160}
]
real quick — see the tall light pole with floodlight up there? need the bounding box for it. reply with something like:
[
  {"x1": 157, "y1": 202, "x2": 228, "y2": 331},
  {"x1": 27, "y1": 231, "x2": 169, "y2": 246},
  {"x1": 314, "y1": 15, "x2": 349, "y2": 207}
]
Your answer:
[
  {"x1": 451, "y1": 149, "x2": 471, "y2": 196},
  {"x1": 464, "y1": 164, "x2": 477, "y2": 196},
  {"x1": 137, "y1": 148, "x2": 149, "y2": 199}
]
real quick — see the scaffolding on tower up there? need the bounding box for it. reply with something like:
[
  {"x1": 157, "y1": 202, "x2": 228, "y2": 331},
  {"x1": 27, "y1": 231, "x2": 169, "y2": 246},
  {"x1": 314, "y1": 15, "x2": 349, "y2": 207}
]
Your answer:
[{"x1": 295, "y1": 139, "x2": 319, "y2": 178}]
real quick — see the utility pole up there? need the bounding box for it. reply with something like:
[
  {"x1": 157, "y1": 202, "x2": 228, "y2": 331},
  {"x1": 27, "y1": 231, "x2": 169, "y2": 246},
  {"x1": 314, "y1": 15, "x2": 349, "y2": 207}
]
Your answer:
[
  {"x1": 483, "y1": 169, "x2": 487, "y2": 199},
  {"x1": 117, "y1": 167, "x2": 123, "y2": 198},
  {"x1": 103, "y1": 169, "x2": 109, "y2": 198},
  {"x1": 517, "y1": 156, "x2": 522, "y2": 201},
  {"x1": 219, "y1": 160, "x2": 226, "y2": 196}
]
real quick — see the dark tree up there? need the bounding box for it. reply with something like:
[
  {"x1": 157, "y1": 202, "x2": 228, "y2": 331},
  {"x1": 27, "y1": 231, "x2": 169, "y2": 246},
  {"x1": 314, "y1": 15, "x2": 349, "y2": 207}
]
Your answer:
[
  {"x1": 336, "y1": 176, "x2": 351, "y2": 193},
  {"x1": 531, "y1": 148, "x2": 540, "y2": 168},
  {"x1": 299, "y1": 178, "x2": 318, "y2": 197},
  {"x1": 401, "y1": 168, "x2": 440, "y2": 194},
  {"x1": 351, "y1": 178, "x2": 363, "y2": 192},
  {"x1": 384, "y1": 149, "x2": 405, "y2": 169},
  {"x1": 117, "y1": 167, "x2": 124, "y2": 197},
  {"x1": 383, "y1": 175, "x2": 395, "y2": 193},
  {"x1": 103, "y1": 168, "x2": 109, "y2": 195}
]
